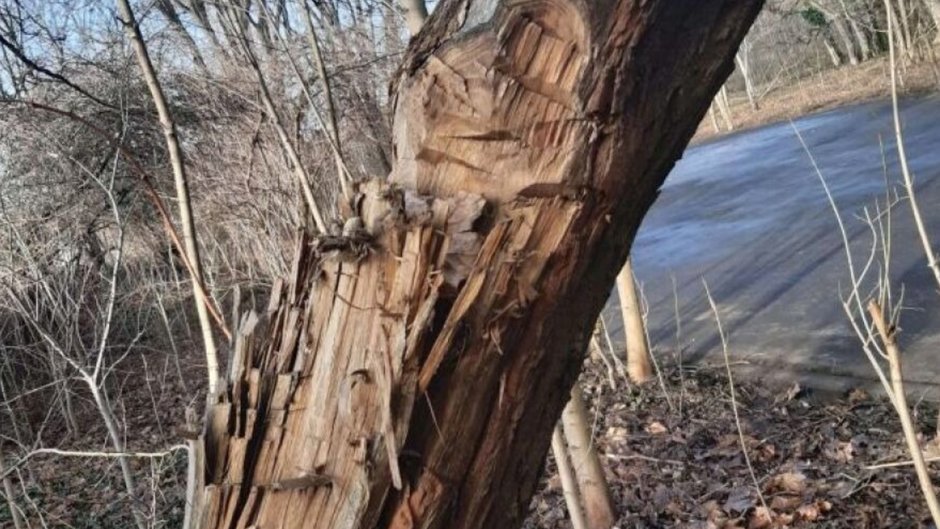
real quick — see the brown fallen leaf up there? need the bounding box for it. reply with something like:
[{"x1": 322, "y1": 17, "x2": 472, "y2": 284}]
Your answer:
[
  {"x1": 766, "y1": 471, "x2": 806, "y2": 494},
  {"x1": 747, "y1": 507, "x2": 773, "y2": 529},
  {"x1": 702, "y1": 499, "x2": 726, "y2": 523},
  {"x1": 769, "y1": 494, "x2": 801, "y2": 511},
  {"x1": 825, "y1": 439, "x2": 856, "y2": 462},
  {"x1": 755, "y1": 442, "x2": 777, "y2": 462},
  {"x1": 796, "y1": 500, "x2": 832, "y2": 522},
  {"x1": 848, "y1": 387, "x2": 868, "y2": 404},
  {"x1": 607, "y1": 426, "x2": 628, "y2": 442},
  {"x1": 785, "y1": 382, "x2": 802, "y2": 401},
  {"x1": 924, "y1": 436, "x2": 940, "y2": 459},
  {"x1": 724, "y1": 486, "x2": 754, "y2": 514},
  {"x1": 646, "y1": 421, "x2": 668, "y2": 435}
]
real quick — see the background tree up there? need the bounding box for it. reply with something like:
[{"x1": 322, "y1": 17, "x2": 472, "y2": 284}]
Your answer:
[{"x1": 618, "y1": 258, "x2": 653, "y2": 383}]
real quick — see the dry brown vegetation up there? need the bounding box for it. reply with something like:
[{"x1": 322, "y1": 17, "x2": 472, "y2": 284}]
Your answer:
[
  {"x1": 694, "y1": 56, "x2": 940, "y2": 142},
  {"x1": 528, "y1": 360, "x2": 940, "y2": 529},
  {"x1": 1, "y1": 0, "x2": 940, "y2": 527}
]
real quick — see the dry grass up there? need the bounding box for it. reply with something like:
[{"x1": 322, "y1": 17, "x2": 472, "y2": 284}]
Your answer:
[{"x1": 694, "y1": 56, "x2": 940, "y2": 143}]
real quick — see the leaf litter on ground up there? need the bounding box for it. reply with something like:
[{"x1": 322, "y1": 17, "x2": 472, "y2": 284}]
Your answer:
[{"x1": 525, "y1": 357, "x2": 940, "y2": 529}]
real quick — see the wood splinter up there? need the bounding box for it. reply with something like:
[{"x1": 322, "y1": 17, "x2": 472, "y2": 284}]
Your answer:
[{"x1": 270, "y1": 473, "x2": 333, "y2": 492}]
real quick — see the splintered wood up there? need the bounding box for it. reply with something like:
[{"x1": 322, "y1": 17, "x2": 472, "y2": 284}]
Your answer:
[
  {"x1": 195, "y1": 177, "x2": 585, "y2": 529},
  {"x1": 193, "y1": 1, "x2": 764, "y2": 528},
  {"x1": 197, "y1": 183, "x2": 486, "y2": 528},
  {"x1": 390, "y1": 2, "x2": 589, "y2": 203}
]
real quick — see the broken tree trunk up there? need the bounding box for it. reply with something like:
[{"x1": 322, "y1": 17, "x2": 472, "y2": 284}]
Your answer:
[{"x1": 191, "y1": 1, "x2": 763, "y2": 529}]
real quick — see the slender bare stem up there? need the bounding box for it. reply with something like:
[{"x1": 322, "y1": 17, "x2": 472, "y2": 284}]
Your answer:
[
  {"x1": 703, "y1": 279, "x2": 769, "y2": 513},
  {"x1": 115, "y1": 0, "x2": 221, "y2": 393},
  {"x1": 868, "y1": 300, "x2": 940, "y2": 525},
  {"x1": 551, "y1": 424, "x2": 588, "y2": 529},
  {"x1": 885, "y1": 2, "x2": 940, "y2": 294}
]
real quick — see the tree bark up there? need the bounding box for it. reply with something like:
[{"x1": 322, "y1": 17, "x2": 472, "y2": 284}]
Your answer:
[
  {"x1": 839, "y1": 0, "x2": 873, "y2": 60},
  {"x1": 926, "y1": 0, "x2": 940, "y2": 44},
  {"x1": 115, "y1": 0, "x2": 222, "y2": 393},
  {"x1": 551, "y1": 424, "x2": 589, "y2": 529},
  {"x1": 0, "y1": 447, "x2": 26, "y2": 529},
  {"x1": 562, "y1": 382, "x2": 616, "y2": 529},
  {"x1": 895, "y1": 0, "x2": 916, "y2": 59},
  {"x1": 190, "y1": 1, "x2": 763, "y2": 529},
  {"x1": 617, "y1": 258, "x2": 652, "y2": 383},
  {"x1": 823, "y1": 33, "x2": 845, "y2": 66},
  {"x1": 735, "y1": 41, "x2": 759, "y2": 110},
  {"x1": 832, "y1": 16, "x2": 860, "y2": 64}
]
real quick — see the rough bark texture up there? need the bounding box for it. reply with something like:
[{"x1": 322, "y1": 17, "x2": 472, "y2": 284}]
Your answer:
[{"x1": 192, "y1": 1, "x2": 763, "y2": 529}]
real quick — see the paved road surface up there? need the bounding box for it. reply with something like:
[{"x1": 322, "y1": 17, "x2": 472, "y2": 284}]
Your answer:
[{"x1": 605, "y1": 96, "x2": 940, "y2": 397}]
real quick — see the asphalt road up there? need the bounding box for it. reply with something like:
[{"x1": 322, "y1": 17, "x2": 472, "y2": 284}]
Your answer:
[{"x1": 605, "y1": 96, "x2": 940, "y2": 397}]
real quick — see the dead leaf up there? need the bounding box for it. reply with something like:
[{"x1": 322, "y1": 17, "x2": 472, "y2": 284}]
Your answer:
[
  {"x1": 747, "y1": 507, "x2": 773, "y2": 529},
  {"x1": 646, "y1": 421, "x2": 668, "y2": 435},
  {"x1": 724, "y1": 486, "x2": 754, "y2": 514},
  {"x1": 848, "y1": 387, "x2": 868, "y2": 404},
  {"x1": 702, "y1": 499, "x2": 726, "y2": 523},
  {"x1": 766, "y1": 471, "x2": 806, "y2": 494},
  {"x1": 606, "y1": 427, "x2": 628, "y2": 444},
  {"x1": 785, "y1": 382, "x2": 802, "y2": 401},
  {"x1": 925, "y1": 437, "x2": 940, "y2": 459},
  {"x1": 770, "y1": 495, "x2": 801, "y2": 511},
  {"x1": 796, "y1": 500, "x2": 831, "y2": 521},
  {"x1": 755, "y1": 442, "x2": 776, "y2": 462},
  {"x1": 825, "y1": 440, "x2": 856, "y2": 462}
]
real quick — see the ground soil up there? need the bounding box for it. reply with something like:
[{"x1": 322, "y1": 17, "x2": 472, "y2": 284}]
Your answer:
[
  {"x1": 525, "y1": 356, "x2": 940, "y2": 529},
  {"x1": 4, "y1": 349, "x2": 935, "y2": 528}
]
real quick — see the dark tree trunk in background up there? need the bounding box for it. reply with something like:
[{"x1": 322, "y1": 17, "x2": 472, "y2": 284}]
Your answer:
[{"x1": 190, "y1": 1, "x2": 764, "y2": 528}]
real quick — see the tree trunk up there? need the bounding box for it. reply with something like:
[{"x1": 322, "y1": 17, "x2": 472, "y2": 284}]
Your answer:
[
  {"x1": 832, "y1": 16, "x2": 860, "y2": 64},
  {"x1": 116, "y1": 0, "x2": 223, "y2": 393},
  {"x1": 823, "y1": 33, "x2": 845, "y2": 66},
  {"x1": 398, "y1": 0, "x2": 429, "y2": 38},
  {"x1": 552, "y1": 424, "x2": 588, "y2": 529},
  {"x1": 926, "y1": 0, "x2": 940, "y2": 44},
  {"x1": 838, "y1": 0, "x2": 872, "y2": 60},
  {"x1": 848, "y1": 17, "x2": 872, "y2": 60},
  {"x1": 617, "y1": 258, "x2": 653, "y2": 383},
  {"x1": 735, "y1": 44, "x2": 759, "y2": 110},
  {"x1": 717, "y1": 84, "x2": 735, "y2": 130},
  {"x1": 895, "y1": 0, "x2": 916, "y2": 59},
  {"x1": 0, "y1": 447, "x2": 26, "y2": 529},
  {"x1": 708, "y1": 102, "x2": 722, "y2": 133},
  {"x1": 562, "y1": 383, "x2": 616, "y2": 529},
  {"x1": 155, "y1": 0, "x2": 209, "y2": 74},
  {"x1": 190, "y1": 2, "x2": 763, "y2": 529}
]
